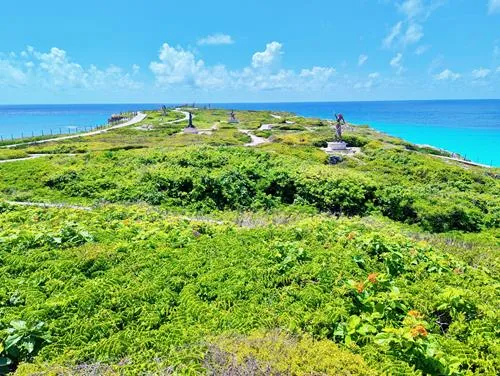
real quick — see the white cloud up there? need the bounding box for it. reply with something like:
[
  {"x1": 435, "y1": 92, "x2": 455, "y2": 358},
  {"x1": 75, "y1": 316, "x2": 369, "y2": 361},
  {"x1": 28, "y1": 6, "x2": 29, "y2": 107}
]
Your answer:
[
  {"x1": 197, "y1": 33, "x2": 234, "y2": 46},
  {"x1": 383, "y1": 21, "x2": 403, "y2": 48},
  {"x1": 385, "y1": 1, "x2": 443, "y2": 49},
  {"x1": 494, "y1": 45, "x2": 500, "y2": 58},
  {"x1": 132, "y1": 64, "x2": 140, "y2": 74},
  {"x1": 472, "y1": 67, "x2": 491, "y2": 79},
  {"x1": 358, "y1": 54, "x2": 368, "y2": 66},
  {"x1": 149, "y1": 41, "x2": 336, "y2": 92},
  {"x1": 390, "y1": 53, "x2": 404, "y2": 74},
  {"x1": 398, "y1": 0, "x2": 445, "y2": 19},
  {"x1": 434, "y1": 68, "x2": 461, "y2": 81},
  {"x1": 489, "y1": 0, "x2": 500, "y2": 14},
  {"x1": 149, "y1": 43, "x2": 227, "y2": 88},
  {"x1": 251, "y1": 42, "x2": 283, "y2": 68},
  {"x1": 415, "y1": 45, "x2": 430, "y2": 55},
  {"x1": 0, "y1": 46, "x2": 141, "y2": 90},
  {"x1": 354, "y1": 80, "x2": 374, "y2": 90},
  {"x1": 402, "y1": 23, "x2": 424, "y2": 45},
  {"x1": 299, "y1": 66, "x2": 336, "y2": 80},
  {"x1": 35, "y1": 47, "x2": 88, "y2": 87},
  {"x1": 398, "y1": 0, "x2": 424, "y2": 19},
  {"x1": 0, "y1": 60, "x2": 28, "y2": 86},
  {"x1": 368, "y1": 72, "x2": 381, "y2": 78}
]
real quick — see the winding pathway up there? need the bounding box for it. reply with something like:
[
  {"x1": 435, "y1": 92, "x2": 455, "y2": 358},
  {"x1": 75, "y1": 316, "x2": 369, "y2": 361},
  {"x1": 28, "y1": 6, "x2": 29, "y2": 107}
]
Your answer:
[
  {"x1": 166, "y1": 109, "x2": 190, "y2": 124},
  {"x1": 240, "y1": 130, "x2": 270, "y2": 147}
]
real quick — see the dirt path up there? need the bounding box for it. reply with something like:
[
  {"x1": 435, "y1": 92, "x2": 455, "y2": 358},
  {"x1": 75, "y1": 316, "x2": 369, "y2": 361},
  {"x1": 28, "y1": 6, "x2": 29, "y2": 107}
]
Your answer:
[
  {"x1": 239, "y1": 130, "x2": 269, "y2": 147},
  {"x1": 5, "y1": 200, "x2": 92, "y2": 211},
  {"x1": 434, "y1": 155, "x2": 491, "y2": 168},
  {"x1": 2, "y1": 112, "x2": 147, "y2": 149},
  {"x1": 166, "y1": 109, "x2": 190, "y2": 124},
  {"x1": 4, "y1": 200, "x2": 224, "y2": 224},
  {"x1": 0, "y1": 153, "x2": 77, "y2": 164}
]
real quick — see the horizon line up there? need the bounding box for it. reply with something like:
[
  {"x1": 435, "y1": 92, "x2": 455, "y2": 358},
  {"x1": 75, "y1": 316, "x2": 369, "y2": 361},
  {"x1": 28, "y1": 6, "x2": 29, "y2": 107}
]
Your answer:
[{"x1": 2, "y1": 98, "x2": 500, "y2": 106}]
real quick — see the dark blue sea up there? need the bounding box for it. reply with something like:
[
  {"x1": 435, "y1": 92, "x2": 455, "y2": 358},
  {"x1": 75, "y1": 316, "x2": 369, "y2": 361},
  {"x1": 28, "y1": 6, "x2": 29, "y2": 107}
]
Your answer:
[{"x1": 1, "y1": 100, "x2": 499, "y2": 166}]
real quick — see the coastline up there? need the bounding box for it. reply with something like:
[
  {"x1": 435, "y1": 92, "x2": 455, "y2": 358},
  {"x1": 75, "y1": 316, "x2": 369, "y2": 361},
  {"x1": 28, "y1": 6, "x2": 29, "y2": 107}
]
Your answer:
[{"x1": 1, "y1": 101, "x2": 499, "y2": 166}]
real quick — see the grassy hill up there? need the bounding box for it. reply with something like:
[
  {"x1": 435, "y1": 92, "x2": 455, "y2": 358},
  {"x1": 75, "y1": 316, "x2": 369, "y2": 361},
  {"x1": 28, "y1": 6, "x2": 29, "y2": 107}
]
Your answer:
[{"x1": 0, "y1": 108, "x2": 498, "y2": 375}]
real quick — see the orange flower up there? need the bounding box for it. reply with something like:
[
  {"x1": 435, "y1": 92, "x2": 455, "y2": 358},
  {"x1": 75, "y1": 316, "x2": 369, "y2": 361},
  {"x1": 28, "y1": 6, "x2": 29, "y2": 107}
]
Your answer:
[
  {"x1": 408, "y1": 310, "x2": 423, "y2": 318},
  {"x1": 367, "y1": 273, "x2": 378, "y2": 284},
  {"x1": 347, "y1": 232, "x2": 356, "y2": 240},
  {"x1": 410, "y1": 325, "x2": 428, "y2": 338},
  {"x1": 355, "y1": 282, "x2": 365, "y2": 293}
]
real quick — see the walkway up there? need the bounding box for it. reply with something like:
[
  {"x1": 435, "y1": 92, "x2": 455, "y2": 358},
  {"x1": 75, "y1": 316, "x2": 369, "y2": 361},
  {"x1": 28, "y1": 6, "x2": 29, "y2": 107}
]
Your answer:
[
  {"x1": 2, "y1": 112, "x2": 147, "y2": 149},
  {"x1": 240, "y1": 130, "x2": 270, "y2": 147}
]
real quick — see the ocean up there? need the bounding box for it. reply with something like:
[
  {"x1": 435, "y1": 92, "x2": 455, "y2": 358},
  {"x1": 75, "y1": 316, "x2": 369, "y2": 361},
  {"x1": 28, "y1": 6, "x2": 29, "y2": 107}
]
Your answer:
[{"x1": 1, "y1": 100, "x2": 499, "y2": 166}]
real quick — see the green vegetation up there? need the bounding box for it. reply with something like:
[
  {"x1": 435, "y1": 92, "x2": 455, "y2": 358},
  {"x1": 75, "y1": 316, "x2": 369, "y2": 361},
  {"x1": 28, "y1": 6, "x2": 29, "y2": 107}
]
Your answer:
[
  {"x1": 0, "y1": 108, "x2": 498, "y2": 375},
  {"x1": 0, "y1": 150, "x2": 29, "y2": 161}
]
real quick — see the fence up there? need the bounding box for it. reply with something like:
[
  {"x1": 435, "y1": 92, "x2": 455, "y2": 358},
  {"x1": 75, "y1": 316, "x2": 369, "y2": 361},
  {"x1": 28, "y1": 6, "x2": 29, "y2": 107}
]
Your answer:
[{"x1": 0, "y1": 112, "x2": 135, "y2": 143}]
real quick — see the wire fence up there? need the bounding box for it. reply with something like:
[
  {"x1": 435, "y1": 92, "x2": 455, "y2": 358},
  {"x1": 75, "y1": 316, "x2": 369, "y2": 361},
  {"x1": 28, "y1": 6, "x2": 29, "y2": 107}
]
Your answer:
[{"x1": 0, "y1": 112, "x2": 136, "y2": 144}]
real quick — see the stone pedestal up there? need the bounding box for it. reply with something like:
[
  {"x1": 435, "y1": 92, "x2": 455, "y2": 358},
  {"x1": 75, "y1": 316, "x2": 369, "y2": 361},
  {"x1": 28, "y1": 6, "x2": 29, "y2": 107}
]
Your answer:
[
  {"x1": 183, "y1": 127, "x2": 199, "y2": 134},
  {"x1": 325, "y1": 141, "x2": 347, "y2": 151}
]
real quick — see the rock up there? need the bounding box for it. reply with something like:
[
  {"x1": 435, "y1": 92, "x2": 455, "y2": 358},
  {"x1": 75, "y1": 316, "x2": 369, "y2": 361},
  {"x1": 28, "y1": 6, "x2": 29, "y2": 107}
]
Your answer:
[{"x1": 328, "y1": 155, "x2": 344, "y2": 165}]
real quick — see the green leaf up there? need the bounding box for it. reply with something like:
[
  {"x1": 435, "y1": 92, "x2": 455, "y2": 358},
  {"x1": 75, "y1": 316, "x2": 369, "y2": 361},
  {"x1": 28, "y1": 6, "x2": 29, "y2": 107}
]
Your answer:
[
  {"x1": 4, "y1": 334, "x2": 23, "y2": 350},
  {"x1": 347, "y1": 315, "x2": 361, "y2": 331},
  {"x1": 22, "y1": 339, "x2": 35, "y2": 354},
  {"x1": 374, "y1": 333, "x2": 394, "y2": 346},
  {"x1": 9, "y1": 320, "x2": 26, "y2": 331},
  {"x1": 357, "y1": 323, "x2": 377, "y2": 336}
]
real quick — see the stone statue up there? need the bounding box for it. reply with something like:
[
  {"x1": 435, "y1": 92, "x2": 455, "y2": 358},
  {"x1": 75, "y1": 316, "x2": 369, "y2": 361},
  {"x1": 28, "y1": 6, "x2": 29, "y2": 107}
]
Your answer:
[
  {"x1": 334, "y1": 113, "x2": 345, "y2": 141},
  {"x1": 228, "y1": 110, "x2": 239, "y2": 124},
  {"x1": 188, "y1": 112, "x2": 194, "y2": 128},
  {"x1": 183, "y1": 111, "x2": 198, "y2": 134}
]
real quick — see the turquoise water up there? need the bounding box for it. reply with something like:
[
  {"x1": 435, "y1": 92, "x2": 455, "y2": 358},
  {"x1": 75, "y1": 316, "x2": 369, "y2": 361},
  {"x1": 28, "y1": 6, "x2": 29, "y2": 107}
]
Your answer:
[
  {"x1": 217, "y1": 100, "x2": 500, "y2": 166},
  {"x1": 1, "y1": 100, "x2": 499, "y2": 166}
]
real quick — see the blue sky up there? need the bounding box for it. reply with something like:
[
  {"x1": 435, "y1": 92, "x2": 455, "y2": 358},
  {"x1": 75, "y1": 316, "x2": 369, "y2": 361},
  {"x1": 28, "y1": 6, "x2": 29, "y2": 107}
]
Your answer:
[{"x1": 1, "y1": 0, "x2": 499, "y2": 103}]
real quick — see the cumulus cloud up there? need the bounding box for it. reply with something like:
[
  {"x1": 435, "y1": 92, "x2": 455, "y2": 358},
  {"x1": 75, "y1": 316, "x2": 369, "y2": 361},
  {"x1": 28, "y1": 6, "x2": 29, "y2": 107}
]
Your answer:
[
  {"x1": 197, "y1": 33, "x2": 234, "y2": 46},
  {"x1": 251, "y1": 42, "x2": 283, "y2": 68},
  {"x1": 489, "y1": 0, "x2": 500, "y2": 14},
  {"x1": 149, "y1": 41, "x2": 336, "y2": 92},
  {"x1": 472, "y1": 67, "x2": 491, "y2": 79},
  {"x1": 390, "y1": 53, "x2": 404, "y2": 74},
  {"x1": 434, "y1": 68, "x2": 461, "y2": 81},
  {"x1": 0, "y1": 46, "x2": 141, "y2": 90},
  {"x1": 358, "y1": 54, "x2": 368, "y2": 66},
  {"x1": 368, "y1": 72, "x2": 381, "y2": 79}
]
